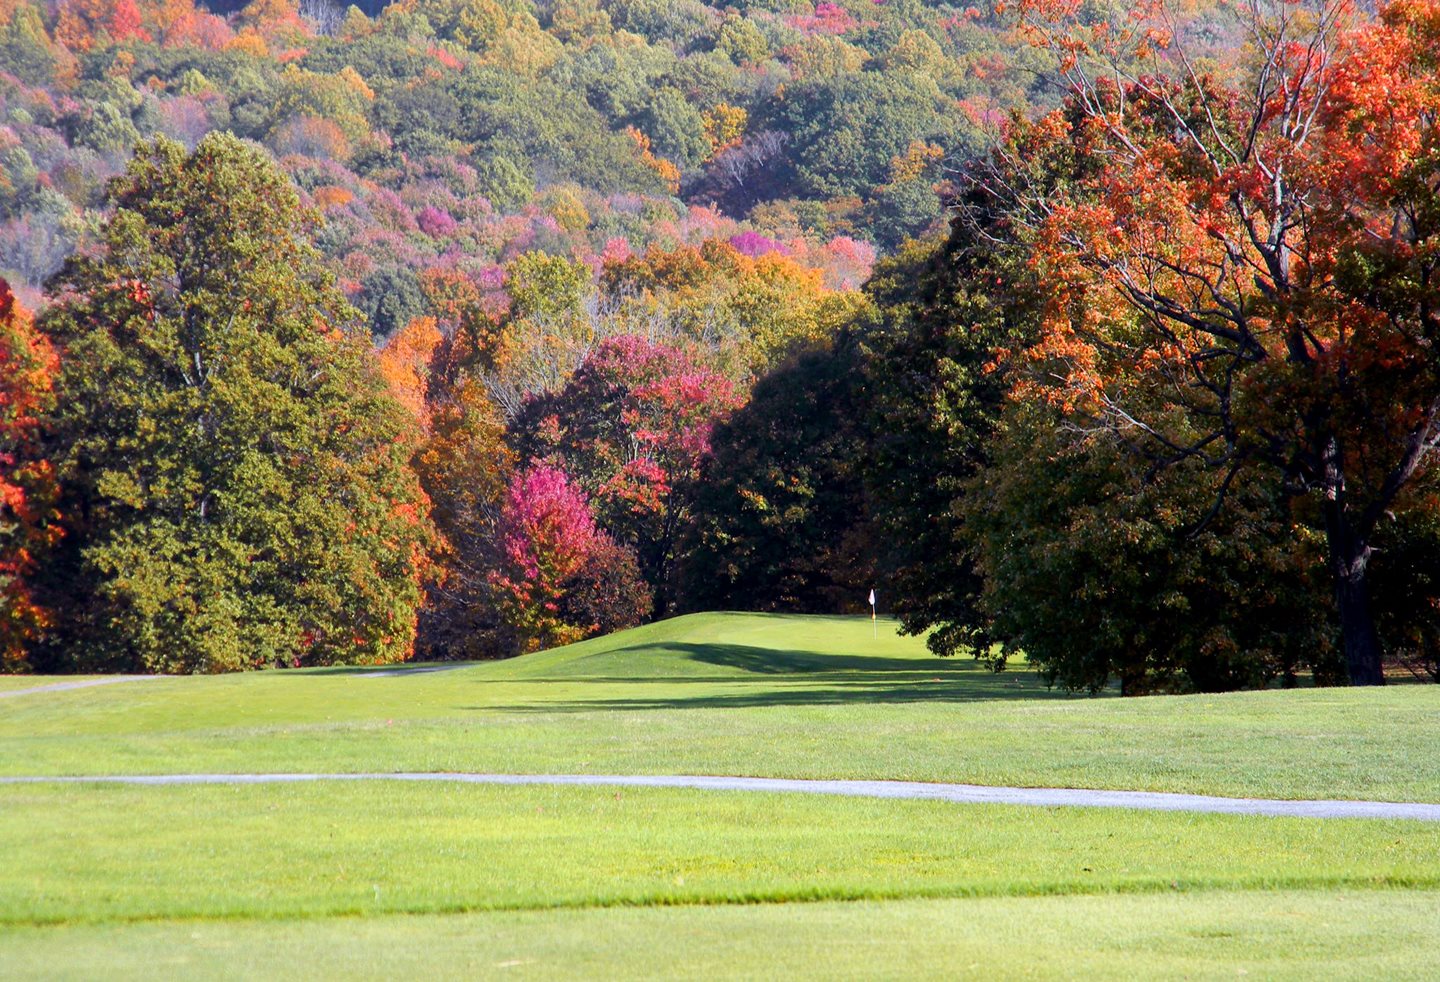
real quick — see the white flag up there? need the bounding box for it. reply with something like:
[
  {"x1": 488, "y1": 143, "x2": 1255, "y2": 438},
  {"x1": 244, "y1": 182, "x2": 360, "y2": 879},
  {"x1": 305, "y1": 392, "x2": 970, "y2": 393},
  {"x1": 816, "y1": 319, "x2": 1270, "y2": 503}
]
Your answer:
[{"x1": 868, "y1": 589, "x2": 875, "y2": 607}]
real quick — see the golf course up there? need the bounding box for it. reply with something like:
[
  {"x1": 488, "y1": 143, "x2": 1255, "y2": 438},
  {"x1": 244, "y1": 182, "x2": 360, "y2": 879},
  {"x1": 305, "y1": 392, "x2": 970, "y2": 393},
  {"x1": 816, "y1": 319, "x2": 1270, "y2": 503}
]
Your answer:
[{"x1": 1, "y1": 612, "x2": 1437, "y2": 979}]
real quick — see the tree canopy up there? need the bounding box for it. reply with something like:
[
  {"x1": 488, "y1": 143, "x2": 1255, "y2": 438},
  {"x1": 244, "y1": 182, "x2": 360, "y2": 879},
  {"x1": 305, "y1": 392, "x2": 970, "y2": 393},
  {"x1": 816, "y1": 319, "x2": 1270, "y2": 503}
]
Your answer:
[{"x1": 30, "y1": 133, "x2": 435, "y2": 672}]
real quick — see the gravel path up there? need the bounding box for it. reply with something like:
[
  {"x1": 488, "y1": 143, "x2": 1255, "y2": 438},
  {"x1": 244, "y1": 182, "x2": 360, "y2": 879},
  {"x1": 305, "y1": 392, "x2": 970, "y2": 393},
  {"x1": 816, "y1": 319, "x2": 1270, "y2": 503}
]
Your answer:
[
  {"x1": 0, "y1": 676, "x2": 165, "y2": 699},
  {"x1": 2, "y1": 772, "x2": 1437, "y2": 821}
]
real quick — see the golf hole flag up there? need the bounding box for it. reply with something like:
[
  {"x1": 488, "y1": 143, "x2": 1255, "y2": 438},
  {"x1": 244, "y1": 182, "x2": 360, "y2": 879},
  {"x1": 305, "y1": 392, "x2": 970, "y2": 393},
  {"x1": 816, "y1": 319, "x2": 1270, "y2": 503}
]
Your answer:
[{"x1": 869, "y1": 589, "x2": 876, "y2": 638}]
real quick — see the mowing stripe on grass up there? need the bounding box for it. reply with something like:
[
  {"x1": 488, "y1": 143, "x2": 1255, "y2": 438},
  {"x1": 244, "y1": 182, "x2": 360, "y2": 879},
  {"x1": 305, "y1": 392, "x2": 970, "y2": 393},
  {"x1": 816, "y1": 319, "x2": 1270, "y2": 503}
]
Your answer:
[{"x1": 3, "y1": 772, "x2": 1439, "y2": 821}]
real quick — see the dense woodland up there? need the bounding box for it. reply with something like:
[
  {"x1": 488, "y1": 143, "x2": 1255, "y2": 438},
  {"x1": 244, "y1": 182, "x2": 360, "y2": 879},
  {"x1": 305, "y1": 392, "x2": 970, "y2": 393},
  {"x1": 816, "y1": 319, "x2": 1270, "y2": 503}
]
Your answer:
[{"x1": 2, "y1": 0, "x2": 1439, "y2": 692}]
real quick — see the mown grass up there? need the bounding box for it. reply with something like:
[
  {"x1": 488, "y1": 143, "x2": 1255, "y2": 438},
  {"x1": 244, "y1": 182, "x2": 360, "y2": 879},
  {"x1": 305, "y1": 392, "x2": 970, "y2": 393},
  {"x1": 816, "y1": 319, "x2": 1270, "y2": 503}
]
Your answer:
[
  {"x1": 3, "y1": 613, "x2": 1436, "y2": 979},
  {"x1": 4, "y1": 889, "x2": 1438, "y2": 981},
  {"x1": 2, "y1": 613, "x2": 1436, "y2": 801},
  {"x1": 3, "y1": 782, "x2": 1438, "y2": 926}
]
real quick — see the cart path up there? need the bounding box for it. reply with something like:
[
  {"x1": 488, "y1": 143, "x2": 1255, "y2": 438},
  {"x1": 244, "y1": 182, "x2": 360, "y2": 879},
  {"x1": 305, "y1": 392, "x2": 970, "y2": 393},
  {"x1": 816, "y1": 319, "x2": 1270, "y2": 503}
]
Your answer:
[
  {"x1": 0, "y1": 664, "x2": 466, "y2": 695},
  {"x1": 2, "y1": 772, "x2": 1438, "y2": 821},
  {"x1": 0, "y1": 676, "x2": 166, "y2": 699}
]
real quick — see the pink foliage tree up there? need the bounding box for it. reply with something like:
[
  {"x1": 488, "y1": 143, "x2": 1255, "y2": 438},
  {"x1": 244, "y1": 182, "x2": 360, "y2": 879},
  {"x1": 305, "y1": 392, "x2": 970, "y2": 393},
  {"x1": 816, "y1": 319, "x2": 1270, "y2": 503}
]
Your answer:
[
  {"x1": 728, "y1": 230, "x2": 790, "y2": 258},
  {"x1": 487, "y1": 464, "x2": 649, "y2": 652},
  {"x1": 511, "y1": 336, "x2": 742, "y2": 613},
  {"x1": 416, "y1": 205, "x2": 458, "y2": 239},
  {"x1": 489, "y1": 464, "x2": 599, "y2": 652}
]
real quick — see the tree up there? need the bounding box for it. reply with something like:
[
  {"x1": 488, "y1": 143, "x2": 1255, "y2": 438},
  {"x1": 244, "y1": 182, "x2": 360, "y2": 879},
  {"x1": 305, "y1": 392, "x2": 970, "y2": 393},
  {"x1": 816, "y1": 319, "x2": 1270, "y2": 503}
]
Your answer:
[
  {"x1": 680, "y1": 336, "x2": 877, "y2": 614},
  {"x1": 412, "y1": 376, "x2": 516, "y2": 660},
  {"x1": 638, "y1": 87, "x2": 709, "y2": 170},
  {"x1": 756, "y1": 72, "x2": 955, "y2": 201},
  {"x1": 54, "y1": 0, "x2": 111, "y2": 51},
  {"x1": 555, "y1": 534, "x2": 651, "y2": 640},
  {"x1": 997, "y1": 0, "x2": 1440, "y2": 683},
  {"x1": 510, "y1": 335, "x2": 741, "y2": 613},
  {"x1": 377, "y1": 314, "x2": 444, "y2": 426},
  {"x1": 358, "y1": 266, "x2": 427, "y2": 339},
  {"x1": 861, "y1": 224, "x2": 1037, "y2": 658},
  {"x1": 0, "y1": 278, "x2": 59, "y2": 671},
  {"x1": 600, "y1": 241, "x2": 867, "y2": 374},
  {"x1": 35, "y1": 134, "x2": 435, "y2": 673},
  {"x1": 489, "y1": 463, "x2": 644, "y2": 652},
  {"x1": 107, "y1": 0, "x2": 151, "y2": 44},
  {"x1": 0, "y1": 3, "x2": 57, "y2": 85},
  {"x1": 963, "y1": 393, "x2": 1338, "y2": 694}
]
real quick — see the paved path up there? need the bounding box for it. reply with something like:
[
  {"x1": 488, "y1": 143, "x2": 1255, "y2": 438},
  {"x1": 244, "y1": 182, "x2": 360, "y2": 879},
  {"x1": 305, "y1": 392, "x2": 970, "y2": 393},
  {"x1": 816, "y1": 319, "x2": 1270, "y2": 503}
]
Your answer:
[
  {"x1": 0, "y1": 664, "x2": 466, "y2": 693},
  {"x1": 2, "y1": 772, "x2": 1437, "y2": 821},
  {"x1": 0, "y1": 676, "x2": 165, "y2": 699}
]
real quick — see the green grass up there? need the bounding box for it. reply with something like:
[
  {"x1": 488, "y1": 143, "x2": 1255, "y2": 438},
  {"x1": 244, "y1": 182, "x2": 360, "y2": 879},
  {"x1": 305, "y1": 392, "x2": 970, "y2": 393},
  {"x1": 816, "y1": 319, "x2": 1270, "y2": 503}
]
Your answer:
[
  {"x1": 3, "y1": 613, "x2": 1436, "y2": 978},
  {"x1": 4, "y1": 783, "x2": 1438, "y2": 925},
  {"x1": 2, "y1": 613, "x2": 1436, "y2": 801},
  {"x1": 4, "y1": 890, "x2": 1438, "y2": 981}
]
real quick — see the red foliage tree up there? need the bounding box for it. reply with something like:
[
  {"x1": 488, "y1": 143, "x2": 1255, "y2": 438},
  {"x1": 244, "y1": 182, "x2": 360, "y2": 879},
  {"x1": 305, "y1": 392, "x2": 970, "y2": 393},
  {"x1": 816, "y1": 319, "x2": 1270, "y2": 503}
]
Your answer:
[
  {"x1": 54, "y1": 0, "x2": 151, "y2": 49},
  {"x1": 0, "y1": 278, "x2": 59, "y2": 670},
  {"x1": 108, "y1": 0, "x2": 152, "y2": 44}
]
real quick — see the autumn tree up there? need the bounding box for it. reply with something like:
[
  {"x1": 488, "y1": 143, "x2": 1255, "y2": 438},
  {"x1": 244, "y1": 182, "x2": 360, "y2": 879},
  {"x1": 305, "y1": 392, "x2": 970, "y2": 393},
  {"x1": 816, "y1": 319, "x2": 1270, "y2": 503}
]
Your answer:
[
  {"x1": 376, "y1": 314, "x2": 443, "y2": 427},
  {"x1": 411, "y1": 377, "x2": 516, "y2": 659},
  {"x1": 34, "y1": 134, "x2": 435, "y2": 673},
  {"x1": 601, "y1": 241, "x2": 867, "y2": 374},
  {"x1": 510, "y1": 335, "x2": 740, "y2": 613},
  {"x1": 54, "y1": 0, "x2": 118, "y2": 51},
  {"x1": 0, "y1": 279, "x2": 58, "y2": 671},
  {"x1": 489, "y1": 464, "x2": 647, "y2": 653},
  {"x1": 996, "y1": 0, "x2": 1440, "y2": 683}
]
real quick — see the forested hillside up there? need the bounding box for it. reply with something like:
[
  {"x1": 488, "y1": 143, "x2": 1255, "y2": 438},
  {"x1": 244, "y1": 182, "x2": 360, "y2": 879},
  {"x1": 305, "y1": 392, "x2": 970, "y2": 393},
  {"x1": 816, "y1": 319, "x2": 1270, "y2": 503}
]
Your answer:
[{"x1": 0, "y1": 0, "x2": 1066, "y2": 311}]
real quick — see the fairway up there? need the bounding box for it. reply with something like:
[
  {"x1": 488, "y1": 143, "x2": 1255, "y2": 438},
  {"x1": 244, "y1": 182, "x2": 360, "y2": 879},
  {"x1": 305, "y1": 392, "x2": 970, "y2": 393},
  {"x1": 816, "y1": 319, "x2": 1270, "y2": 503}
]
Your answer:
[{"x1": 3, "y1": 613, "x2": 1438, "y2": 978}]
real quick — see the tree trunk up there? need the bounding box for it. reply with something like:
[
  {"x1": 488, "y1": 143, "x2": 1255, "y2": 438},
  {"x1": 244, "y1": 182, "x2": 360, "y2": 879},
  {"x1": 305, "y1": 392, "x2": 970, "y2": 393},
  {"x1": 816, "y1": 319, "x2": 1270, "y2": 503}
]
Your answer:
[{"x1": 1323, "y1": 503, "x2": 1386, "y2": 686}]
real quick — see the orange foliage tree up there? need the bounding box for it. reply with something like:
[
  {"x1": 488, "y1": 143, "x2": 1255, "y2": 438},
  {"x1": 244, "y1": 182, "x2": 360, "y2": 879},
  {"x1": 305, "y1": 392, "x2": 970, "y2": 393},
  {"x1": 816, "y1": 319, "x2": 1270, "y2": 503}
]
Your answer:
[
  {"x1": 377, "y1": 315, "x2": 444, "y2": 428},
  {"x1": 0, "y1": 278, "x2": 59, "y2": 671},
  {"x1": 992, "y1": 0, "x2": 1440, "y2": 683}
]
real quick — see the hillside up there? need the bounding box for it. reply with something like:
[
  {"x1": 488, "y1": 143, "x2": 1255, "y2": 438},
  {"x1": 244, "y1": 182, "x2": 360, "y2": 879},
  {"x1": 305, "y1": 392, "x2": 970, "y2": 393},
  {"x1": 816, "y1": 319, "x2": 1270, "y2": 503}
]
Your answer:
[{"x1": 0, "y1": 0, "x2": 1062, "y2": 310}]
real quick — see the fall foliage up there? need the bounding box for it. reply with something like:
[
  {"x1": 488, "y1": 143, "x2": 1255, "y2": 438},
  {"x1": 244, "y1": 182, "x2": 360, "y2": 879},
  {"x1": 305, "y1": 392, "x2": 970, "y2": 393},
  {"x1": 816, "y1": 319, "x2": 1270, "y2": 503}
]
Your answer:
[
  {"x1": 0, "y1": 278, "x2": 57, "y2": 670},
  {"x1": 985, "y1": 0, "x2": 1440, "y2": 684}
]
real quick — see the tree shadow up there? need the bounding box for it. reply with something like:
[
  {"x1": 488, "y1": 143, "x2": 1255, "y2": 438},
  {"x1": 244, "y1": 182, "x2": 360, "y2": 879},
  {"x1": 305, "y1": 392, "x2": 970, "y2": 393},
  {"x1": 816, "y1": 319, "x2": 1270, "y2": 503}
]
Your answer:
[{"x1": 475, "y1": 641, "x2": 1074, "y2": 712}]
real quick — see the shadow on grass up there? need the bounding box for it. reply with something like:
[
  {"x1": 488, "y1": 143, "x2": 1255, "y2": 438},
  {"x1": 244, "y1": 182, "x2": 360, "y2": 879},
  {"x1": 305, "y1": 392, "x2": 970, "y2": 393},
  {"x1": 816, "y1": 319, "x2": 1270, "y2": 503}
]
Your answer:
[{"x1": 475, "y1": 641, "x2": 1075, "y2": 712}]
